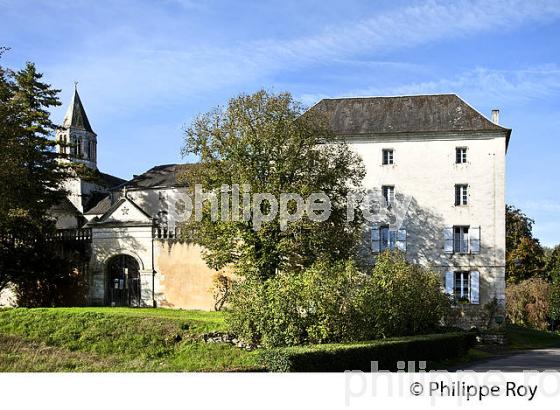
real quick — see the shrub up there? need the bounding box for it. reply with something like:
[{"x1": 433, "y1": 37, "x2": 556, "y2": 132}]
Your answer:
[
  {"x1": 228, "y1": 252, "x2": 451, "y2": 347},
  {"x1": 506, "y1": 277, "x2": 550, "y2": 330},
  {"x1": 259, "y1": 332, "x2": 476, "y2": 372},
  {"x1": 228, "y1": 260, "x2": 369, "y2": 347},
  {"x1": 363, "y1": 251, "x2": 452, "y2": 338}
]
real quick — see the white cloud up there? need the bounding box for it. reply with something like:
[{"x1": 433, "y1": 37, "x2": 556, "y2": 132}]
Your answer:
[
  {"x1": 298, "y1": 65, "x2": 560, "y2": 107},
  {"x1": 41, "y1": 0, "x2": 560, "y2": 119}
]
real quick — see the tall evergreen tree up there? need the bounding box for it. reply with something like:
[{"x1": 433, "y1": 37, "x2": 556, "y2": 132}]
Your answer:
[{"x1": 0, "y1": 53, "x2": 69, "y2": 292}]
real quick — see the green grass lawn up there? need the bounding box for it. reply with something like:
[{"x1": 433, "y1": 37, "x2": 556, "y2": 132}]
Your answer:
[
  {"x1": 0, "y1": 307, "x2": 261, "y2": 372},
  {"x1": 506, "y1": 324, "x2": 560, "y2": 350}
]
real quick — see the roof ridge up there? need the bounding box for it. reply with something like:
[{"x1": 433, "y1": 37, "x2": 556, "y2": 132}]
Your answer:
[{"x1": 320, "y1": 93, "x2": 458, "y2": 101}]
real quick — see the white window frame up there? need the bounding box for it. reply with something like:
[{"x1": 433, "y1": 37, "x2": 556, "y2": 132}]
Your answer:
[
  {"x1": 445, "y1": 270, "x2": 480, "y2": 304},
  {"x1": 454, "y1": 271, "x2": 470, "y2": 300},
  {"x1": 456, "y1": 147, "x2": 467, "y2": 164},
  {"x1": 382, "y1": 185, "x2": 395, "y2": 206},
  {"x1": 382, "y1": 149, "x2": 394, "y2": 165},
  {"x1": 444, "y1": 226, "x2": 481, "y2": 254},
  {"x1": 453, "y1": 226, "x2": 469, "y2": 254},
  {"x1": 455, "y1": 184, "x2": 468, "y2": 206}
]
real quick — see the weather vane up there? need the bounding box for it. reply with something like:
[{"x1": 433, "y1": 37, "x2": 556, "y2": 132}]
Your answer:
[{"x1": 73, "y1": 80, "x2": 78, "y2": 90}]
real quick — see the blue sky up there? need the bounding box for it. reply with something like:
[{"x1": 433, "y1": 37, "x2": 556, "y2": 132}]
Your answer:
[{"x1": 1, "y1": 0, "x2": 559, "y2": 246}]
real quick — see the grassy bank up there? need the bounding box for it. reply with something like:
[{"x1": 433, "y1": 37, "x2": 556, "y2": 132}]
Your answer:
[
  {"x1": 4, "y1": 308, "x2": 555, "y2": 372},
  {"x1": 0, "y1": 307, "x2": 260, "y2": 372}
]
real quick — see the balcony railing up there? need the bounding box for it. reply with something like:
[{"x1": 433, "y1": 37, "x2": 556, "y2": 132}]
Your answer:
[
  {"x1": 153, "y1": 226, "x2": 182, "y2": 240},
  {"x1": 0, "y1": 228, "x2": 92, "y2": 244},
  {"x1": 50, "y1": 228, "x2": 92, "y2": 242}
]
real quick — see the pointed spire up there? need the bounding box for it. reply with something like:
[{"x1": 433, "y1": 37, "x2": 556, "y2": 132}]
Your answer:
[{"x1": 63, "y1": 84, "x2": 94, "y2": 133}]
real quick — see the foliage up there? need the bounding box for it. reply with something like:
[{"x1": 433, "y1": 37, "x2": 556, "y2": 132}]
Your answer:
[
  {"x1": 365, "y1": 251, "x2": 452, "y2": 337},
  {"x1": 258, "y1": 332, "x2": 476, "y2": 372},
  {"x1": 180, "y1": 89, "x2": 365, "y2": 281},
  {"x1": 549, "y1": 263, "x2": 560, "y2": 323},
  {"x1": 14, "y1": 259, "x2": 88, "y2": 307},
  {"x1": 546, "y1": 245, "x2": 560, "y2": 279},
  {"x1": 506, "y1": 277, "x2": 550, "y2": 330},
  {"x1": 0, "y1": 308, "x2": 260, "y2": 372},
  {"x1": 212, "y1": 273, "x2": 234, "y2": 311},
  {"x1": 227, "y1": 260, "x2": 368, "y2": 347},
  {"x1": 228, "y1": 253, "x2": 451, "y2": 347},
  {"x1": 0, "y1": 53, "x2": 71, "y2": 296},
  {"x1": 505, "y1": 205, "x2": 546, "y2": 283}
]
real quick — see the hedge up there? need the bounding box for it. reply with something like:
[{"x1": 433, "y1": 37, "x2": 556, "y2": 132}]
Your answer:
[{"x1": 259, "y1": 332, "x2": 476, "y2": 372}]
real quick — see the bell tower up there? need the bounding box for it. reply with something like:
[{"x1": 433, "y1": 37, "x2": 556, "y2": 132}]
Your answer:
[{"x1": 56, "y1": 83, "x2": 97, "y2": 169}]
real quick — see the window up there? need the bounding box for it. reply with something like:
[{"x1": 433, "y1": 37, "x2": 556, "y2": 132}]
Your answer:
[
  {"x1": 382, "y1": 149, "x2": 394, "y2": 165},
  {"x1": 380, "y1": 226, "x2": 397, "y2": 251},
  {"x1": 382, "y1": 185, "x2": 395, "y2": 206},
  {"x1": 70, "y1": 135, "x2": 78, "y2": 157},
  {"x1": 445, "y1": 271, "x2": 480, "y2": 304},
  {"x1": 454, "y1": 271, "x2": 470, "y2": 300},
  {"x1": 453, "y1": 226, "x2": 469, "y2": 253},
  {"x1": 456, "y1": 147, "x2": 467, "y2": 164},
  {"x1": 455, "y1": 184, "x2": 468, "y2": 205},
  {"x1": 371, "y1": 227, "x2": 407, "y2": 253},
  {"x1": 444, "y1": 226, "x2": 481, "y2": 254}
]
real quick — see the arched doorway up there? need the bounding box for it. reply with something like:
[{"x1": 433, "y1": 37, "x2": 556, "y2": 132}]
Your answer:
[{"x1": 106, "y1": 254, "x2": 141, "y2": 307}]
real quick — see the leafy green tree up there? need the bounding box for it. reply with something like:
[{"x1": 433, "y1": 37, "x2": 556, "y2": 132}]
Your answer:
[
  {"x1": 547, "y1": 246, "x2": 560, "y2": 326},
  {"x1": 181, "y1": 90, "x2": 365, "y2": 280},
  {"x1": 505, "y1": 205, "x2": 546, "y2": 283},
  {"x1": 546, "y1": 245, "x2": 560, "y2": 278}
]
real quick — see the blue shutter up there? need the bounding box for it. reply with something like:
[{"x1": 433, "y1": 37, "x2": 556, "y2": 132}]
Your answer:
[
  {"x1": 445, "y1": 271, "x2": 454, "y2": 295},
  {"x1": 444, "y1": 228, "x2": 454, "y2": 253},
  {"x1": 470, "y1": 227, "x2": 481, "y2": 254},
  {"x1": 470, "y1": 271, "x2": 480, "y2": 304},
  {"x1": 397, "y1": 228, "x2": 407, "y2": 252},
  {"x1": 371, "y1": 226, "x2": 380, "y2": 253}
]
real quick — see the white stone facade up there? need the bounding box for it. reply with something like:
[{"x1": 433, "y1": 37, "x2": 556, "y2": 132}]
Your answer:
[{"x1": 346, "y1": 132, "x2": 506, "y2": 306}]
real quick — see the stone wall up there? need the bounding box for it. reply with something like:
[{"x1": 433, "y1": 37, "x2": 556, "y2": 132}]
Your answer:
[{"x1": 154, "y1": 241, "x2": 234, "y2": 310}]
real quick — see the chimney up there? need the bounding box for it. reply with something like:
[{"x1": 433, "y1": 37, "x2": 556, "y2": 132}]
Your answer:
[{"x1": 491, "y1": 109, "x2": 500, "y2": 125}]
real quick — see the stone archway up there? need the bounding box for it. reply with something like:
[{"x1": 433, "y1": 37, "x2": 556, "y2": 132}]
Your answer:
[{"x1": 106, "y1": 254, "x2": 141, "y2": 307}]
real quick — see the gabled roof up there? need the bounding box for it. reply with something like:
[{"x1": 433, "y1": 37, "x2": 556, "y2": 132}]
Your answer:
[
  {"x1": 92, "y1": 196, "x2": 152, "y2": 226},
  {"x1": 115, "y1": 163, "x2": 197, "y2": 190},
  {"x1": 310, "y1": 94, "x2": 511, "y2": 141},
  {"x1": 62, "y1": 88, "x2": 94, "y2": 133}
]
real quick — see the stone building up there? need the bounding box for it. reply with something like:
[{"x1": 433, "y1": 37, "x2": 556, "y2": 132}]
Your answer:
[
  {"x1": 311, "y1": 94, "x2": 509, "y2": 320},
  {"x1": 47, "y1": 91, "x2": 509, "y2": 322},
  {"x1": 53, "y1": 89, "x2": 227, "y2": 310}
]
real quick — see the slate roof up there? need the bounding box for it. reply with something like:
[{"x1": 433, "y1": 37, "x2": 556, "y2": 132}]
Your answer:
[
  {"x1": 83, "y1": 194, "x2": 112, "y2": 215},
  {"x1": 50, "y1": 197, "x2": 81, "y2": 215},
  {"x1": 116, "y1": 164, "x2": 196, "y2": 190},
  {"x1": 310, "y1": 94, "x2": 511, "y2": 141},
  {"x1": 62, "y1": 88, "x2": 94, "y2": 133},
  {"x1": 98, "y1": 172, "x2": 126, "y2": 189}
]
